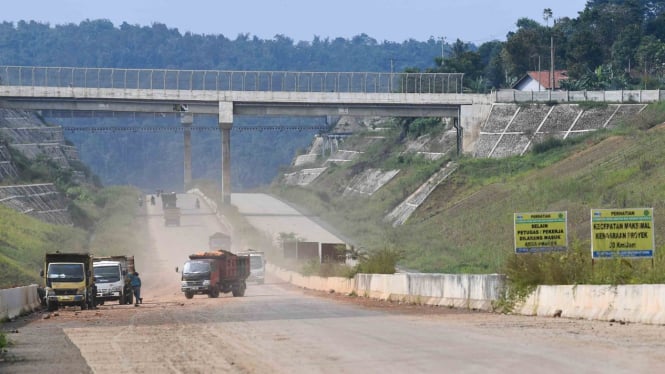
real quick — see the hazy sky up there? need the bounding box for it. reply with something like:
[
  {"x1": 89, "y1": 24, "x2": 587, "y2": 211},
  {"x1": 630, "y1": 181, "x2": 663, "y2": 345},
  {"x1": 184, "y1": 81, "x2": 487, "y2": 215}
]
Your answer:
[{"x1": 3, "y1": 0, "x2": 588, "y2": 43}]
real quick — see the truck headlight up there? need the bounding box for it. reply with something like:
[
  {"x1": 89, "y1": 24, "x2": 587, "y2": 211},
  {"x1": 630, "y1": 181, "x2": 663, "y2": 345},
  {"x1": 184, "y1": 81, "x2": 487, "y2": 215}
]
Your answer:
[
  {"x1": 46, "y1": 288, "x2": 56, "y2": 297},
  {"x1": 181, "y1": 281, "x2": 188, "y2": 287},
  {"x1": 111, "y1": 285, "x2": 122, "y2": 292},
  {"x1": 202, "y1": 280, "x2": 210, "y2": 286}
]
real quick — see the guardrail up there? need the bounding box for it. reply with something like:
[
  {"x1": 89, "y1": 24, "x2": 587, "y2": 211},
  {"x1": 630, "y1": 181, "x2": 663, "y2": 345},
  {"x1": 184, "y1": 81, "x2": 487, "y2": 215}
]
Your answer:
[
  {"x1": 0, "y1": 65, "x2": 464, "y2": 94},
  {"x1": 495, "y1": 89, "x2": 665, "y2": 103}
]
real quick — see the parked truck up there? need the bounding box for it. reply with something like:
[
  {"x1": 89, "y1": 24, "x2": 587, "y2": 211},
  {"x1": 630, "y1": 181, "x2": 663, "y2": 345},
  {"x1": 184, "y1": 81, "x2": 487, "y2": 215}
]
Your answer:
[
  {"x1": 41, "y1": 252, "x2": 95, "y2": 311},
  {"x1": 236, "y1": 249, "x2": 266, "y2": 284},
  {"x1": 162, "y1": 192, "x2": 181, "y2": 226},
  {"x1": 180, "y1": 250, "x2": 250, "y2": 299},
  {"x1": 93, "y1": 256, "x2": 135, "y2": 305}
]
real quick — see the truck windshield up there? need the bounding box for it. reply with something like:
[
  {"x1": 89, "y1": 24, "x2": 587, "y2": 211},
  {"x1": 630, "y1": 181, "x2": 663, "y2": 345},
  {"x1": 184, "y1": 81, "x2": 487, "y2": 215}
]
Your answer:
[
  {"x1": 47, "y1": 263, "x2": 85, "y2": 282},
  {"x1": 94, "y1": 265, "x2": 121, "y2": 283},
  {"x1": 250, "y1": 256, "x2": 264, "y2": 270},
  {"x1": 183, "y1": 261, "x2": 210, "y2": 273}
]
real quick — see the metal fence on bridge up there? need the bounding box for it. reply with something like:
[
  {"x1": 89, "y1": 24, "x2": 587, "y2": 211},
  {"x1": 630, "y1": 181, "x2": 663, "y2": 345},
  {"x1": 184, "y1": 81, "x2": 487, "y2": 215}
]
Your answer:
[{"x1": 0, "y1": 66, "x2": 464, "y2": 94}]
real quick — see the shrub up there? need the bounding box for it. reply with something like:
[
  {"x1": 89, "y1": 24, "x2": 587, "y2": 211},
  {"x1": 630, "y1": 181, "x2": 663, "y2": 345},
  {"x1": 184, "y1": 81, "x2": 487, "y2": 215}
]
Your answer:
[
  {"x1": 355, "y1": 247, "x2": 403, "y2": 274},
  {"x1": 531, "y1": 137, "x2": 565, "y2": 154}
]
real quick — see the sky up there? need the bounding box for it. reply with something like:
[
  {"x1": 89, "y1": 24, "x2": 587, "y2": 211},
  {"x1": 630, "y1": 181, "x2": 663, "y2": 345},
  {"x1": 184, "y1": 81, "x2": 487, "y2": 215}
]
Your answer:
[{"x1": 2, "y1": 0, "x2": 588, "y2": 44}]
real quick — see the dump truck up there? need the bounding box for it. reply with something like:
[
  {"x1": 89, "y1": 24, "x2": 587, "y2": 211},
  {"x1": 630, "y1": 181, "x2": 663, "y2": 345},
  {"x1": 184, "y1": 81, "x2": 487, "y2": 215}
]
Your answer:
[
  {"x1": 180, "y1": 250, "x2": 250, "y2": 299},
  {"x1": 162, "y1": 192, "x2": 181, "y2": 226},
  {"x1": 93, "y1": 256, "x2": 135, "y2": 305},
  {"x1": 208, "y1": 232, "x2": 232, "y2": 251},
  {"x1": 236, "y1": 249, "x2": 266, "y2": 284},
  {"x1": 41, "y1": 252, "x2": 95, "y2": 311}
]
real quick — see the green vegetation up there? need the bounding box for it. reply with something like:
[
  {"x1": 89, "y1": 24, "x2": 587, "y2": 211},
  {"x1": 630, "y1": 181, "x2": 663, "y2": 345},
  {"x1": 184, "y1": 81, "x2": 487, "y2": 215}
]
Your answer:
[
  {"x1": 0, "y1": 205, "x2": 87, "y2": 288},
  {"x1": 0, "y1": 330, "x2": 6, "y2": 349},
  {"x1": 88, "y1": 186, "x2": 147, "y2": 257},
  {"x1": 0, "y1": 186, "x2": 144, "y2": 288},
  {"x1": 272, "y1": 103, "x2": 665, "y2": 288}
]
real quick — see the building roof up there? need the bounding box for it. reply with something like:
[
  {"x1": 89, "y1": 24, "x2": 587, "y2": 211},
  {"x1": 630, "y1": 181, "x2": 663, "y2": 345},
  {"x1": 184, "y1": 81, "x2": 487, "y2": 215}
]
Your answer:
[{"x1": 512, "y1": 70, "x2": 568, "y2": 90}]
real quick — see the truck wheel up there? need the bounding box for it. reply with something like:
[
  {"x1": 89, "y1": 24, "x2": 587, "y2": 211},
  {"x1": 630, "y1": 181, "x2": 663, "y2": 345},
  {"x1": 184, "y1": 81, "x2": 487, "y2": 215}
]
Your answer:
[
  {"x1": 47, "y1": 300, "x2": 58, "y2": 312},
  {"x1": 185, "y1": 292, "x2": 194, "y2": 299},
  {"x1": 232, "y1": 282, "x2": 246, "y2": 297},
  {"x1": 81, "y1": 300, "x2": 88, "y2": 310},
  {"x1": 208, "y1": 286, "x2": 220, "y2": 298}
]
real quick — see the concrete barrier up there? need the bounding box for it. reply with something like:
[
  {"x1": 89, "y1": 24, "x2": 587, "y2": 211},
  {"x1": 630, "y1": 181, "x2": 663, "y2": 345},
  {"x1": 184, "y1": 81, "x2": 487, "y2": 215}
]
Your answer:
[
  {"x1": 0, "y1": 284, "x2": 42, "y2": 320},
  {"x1": 407, "y1": 273, "x2": 505, "y2": 310},
  {"x1": 269, "y1": 264, "x2": 665, "y2": 324},
  {"x1": 515, "y1": 284, "x2": 665, "y2": 325},
  {"x1": 268, "y1": 264, "x2": 502, "y2": 312}
]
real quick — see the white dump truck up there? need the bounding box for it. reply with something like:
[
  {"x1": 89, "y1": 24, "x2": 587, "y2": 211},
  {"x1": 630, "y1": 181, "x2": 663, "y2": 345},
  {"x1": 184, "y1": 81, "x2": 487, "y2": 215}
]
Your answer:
[
  {"x1": 93, "y1": 256, "x2": 135, "y2": 305},
  {"x1": 236, "y1": 249, "x2": 266, "y2": 284}
]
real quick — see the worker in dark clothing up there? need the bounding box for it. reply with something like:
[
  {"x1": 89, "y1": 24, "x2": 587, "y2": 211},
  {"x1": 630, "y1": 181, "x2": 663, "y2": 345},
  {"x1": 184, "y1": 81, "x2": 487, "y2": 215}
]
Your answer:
[{"x1": 129, "y1": 271, "x2": 142, "y2": 306}]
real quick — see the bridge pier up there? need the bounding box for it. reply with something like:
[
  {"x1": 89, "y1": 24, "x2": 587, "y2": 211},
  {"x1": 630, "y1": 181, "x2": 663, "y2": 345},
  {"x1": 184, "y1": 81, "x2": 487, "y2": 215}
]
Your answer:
[
  {"x1": 219, "y1": 102, "x2": 233, "y2": 204},
  {"x1": 181, "y1": 113, "x2": 193, "y2": 190}
]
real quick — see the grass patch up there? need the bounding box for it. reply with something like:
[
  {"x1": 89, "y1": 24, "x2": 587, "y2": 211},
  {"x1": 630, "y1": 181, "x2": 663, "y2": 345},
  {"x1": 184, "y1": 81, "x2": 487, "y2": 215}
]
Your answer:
[
  {"x1": 0, "y1": 185, "x2": 146, "y2": 288},
  {"x1": 577, "y1": 101, "x2": 609, "y2": 110}
]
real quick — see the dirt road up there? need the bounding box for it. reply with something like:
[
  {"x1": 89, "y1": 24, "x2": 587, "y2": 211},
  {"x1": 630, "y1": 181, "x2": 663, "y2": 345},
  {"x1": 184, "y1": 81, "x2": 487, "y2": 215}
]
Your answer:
[{"x1": 2, "y1": 193, "x2": 665, "y2": 373}]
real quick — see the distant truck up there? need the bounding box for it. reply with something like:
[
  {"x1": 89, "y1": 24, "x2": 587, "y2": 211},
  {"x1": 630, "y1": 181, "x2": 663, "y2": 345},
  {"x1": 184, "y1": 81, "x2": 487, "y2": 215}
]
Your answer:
[
  {"x1": 93, "y1": 256, "x2": 135, "y2": 305},
  {"x1": 208, "y1": 232, "x2": 232, "y2": 251},
  {"x1": 180, "y1": 250, "x2": 250, "y2": 299},
  {"x1": 41, "y1": 252, "x2": 95, "y2": 311},
  {"x1": 162, "y1": 192, "x2": 181, "y2": 226},
  {"x1": 236, "y1": 250, "x2": 266, "y2": 284}
]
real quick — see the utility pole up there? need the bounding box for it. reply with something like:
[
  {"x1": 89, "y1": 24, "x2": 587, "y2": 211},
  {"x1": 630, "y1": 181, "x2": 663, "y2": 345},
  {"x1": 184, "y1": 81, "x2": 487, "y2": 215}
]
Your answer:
[
  {"x1": 543, "y1": 8, "x2": 554, "y2": 90},
  {"x1": 550, "y1": 35, "x2": 555, "y2": 90}
]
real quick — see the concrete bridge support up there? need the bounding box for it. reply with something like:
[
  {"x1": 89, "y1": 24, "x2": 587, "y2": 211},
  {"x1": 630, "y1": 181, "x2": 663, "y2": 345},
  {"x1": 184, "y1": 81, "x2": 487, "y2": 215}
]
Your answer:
[
  {"x1": 181, "y1": 113, "x2": 193, "y2": 190},
  {"x1": 219, "y1": 101, "x2": 233, "y2": 204}
]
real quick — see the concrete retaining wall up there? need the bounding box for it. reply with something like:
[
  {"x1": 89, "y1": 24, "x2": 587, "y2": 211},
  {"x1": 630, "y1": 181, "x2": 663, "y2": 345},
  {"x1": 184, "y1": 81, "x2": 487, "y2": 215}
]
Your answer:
[{"x1": 0, "y1": 284, "x2": 41, "y2": 320}]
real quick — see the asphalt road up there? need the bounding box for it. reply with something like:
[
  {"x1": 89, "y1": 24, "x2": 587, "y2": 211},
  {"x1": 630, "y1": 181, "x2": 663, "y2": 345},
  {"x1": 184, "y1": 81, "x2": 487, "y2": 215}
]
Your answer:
[{"x1": 2, "y1": 192, "x2": 665, "y2": 373}]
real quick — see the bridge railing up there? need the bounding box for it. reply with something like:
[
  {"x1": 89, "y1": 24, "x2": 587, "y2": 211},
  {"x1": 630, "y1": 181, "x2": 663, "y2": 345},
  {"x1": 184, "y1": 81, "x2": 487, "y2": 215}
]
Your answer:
[{"x1": 0, "y1": 66, "x2": 464, "y2": 94}]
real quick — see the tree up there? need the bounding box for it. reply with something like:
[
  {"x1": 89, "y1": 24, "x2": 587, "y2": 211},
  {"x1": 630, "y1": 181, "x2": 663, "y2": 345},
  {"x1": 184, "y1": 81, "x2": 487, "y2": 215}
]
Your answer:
[{"x1": 543, "y1": 8, "x2": 553, "y2": 27}]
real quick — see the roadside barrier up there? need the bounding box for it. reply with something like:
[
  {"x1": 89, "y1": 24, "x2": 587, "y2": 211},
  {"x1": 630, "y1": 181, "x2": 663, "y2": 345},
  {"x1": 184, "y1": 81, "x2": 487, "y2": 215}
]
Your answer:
[
  {"x1": 0, "y1": 284, "x2": 41, "y2": 321},
  {"x1": 268, "y1": 264, "x2": 665, "y2": 324},
  {"x1": 515, "y1": 284, "x2": 665, "y2": 325},
  {"x1": 268, "y1": 264, "x2": 505, "y2": 312}
]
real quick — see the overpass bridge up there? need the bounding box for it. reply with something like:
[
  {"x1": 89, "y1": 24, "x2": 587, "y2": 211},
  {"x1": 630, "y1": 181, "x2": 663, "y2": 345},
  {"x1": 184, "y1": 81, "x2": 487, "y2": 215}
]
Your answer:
[{"x1": 0, "y1": 66, "x2": 469, "y2": 203}]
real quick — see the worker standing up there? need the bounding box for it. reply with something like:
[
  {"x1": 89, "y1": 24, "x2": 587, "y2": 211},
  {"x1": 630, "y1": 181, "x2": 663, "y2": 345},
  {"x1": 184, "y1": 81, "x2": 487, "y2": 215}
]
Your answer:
[{"x1": 129, "y1": 271, "x2": 142, "y2": 306}]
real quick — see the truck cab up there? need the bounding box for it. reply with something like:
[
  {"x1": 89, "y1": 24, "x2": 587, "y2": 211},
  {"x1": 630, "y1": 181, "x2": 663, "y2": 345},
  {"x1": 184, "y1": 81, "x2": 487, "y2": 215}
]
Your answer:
[
  {"x1": 162, "y1": 192, "x2": 181, "y2": 226},
  {"x1": 93, "y1": 257, "x2": 134, "y2": 305},
  {"x1": 42, "y1": 253, "x2": 95, "y2": 311},
  {"x1": 237, "y1": 250, "x2": 266, "y2": 284}
]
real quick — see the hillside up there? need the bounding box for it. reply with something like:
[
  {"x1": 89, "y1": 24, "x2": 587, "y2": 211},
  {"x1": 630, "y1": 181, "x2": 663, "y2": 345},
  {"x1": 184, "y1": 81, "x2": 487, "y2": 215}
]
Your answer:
[
  {"x1": 271, "y1": 102, "x2": 665, "y2": 278},
  {"x1": 0, "y1": 109, "x2": 147, "y2": 288}
]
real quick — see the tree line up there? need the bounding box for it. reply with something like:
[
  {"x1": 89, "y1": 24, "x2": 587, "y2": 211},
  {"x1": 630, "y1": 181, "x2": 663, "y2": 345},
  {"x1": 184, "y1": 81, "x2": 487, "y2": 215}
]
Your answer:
[
  {"x1": 436, "y1": 0, "x2": 665, "y2": 91},
  {"x1": 1, "y1": 1, "x2": 662, "y2": 92}
]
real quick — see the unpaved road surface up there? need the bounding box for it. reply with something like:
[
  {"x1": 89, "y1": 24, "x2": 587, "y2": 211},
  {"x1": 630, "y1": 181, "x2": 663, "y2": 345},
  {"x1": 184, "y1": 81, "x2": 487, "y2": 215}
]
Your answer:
[{"x1": 2, "y1": 193, "x2": 665, "y2": 373}]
